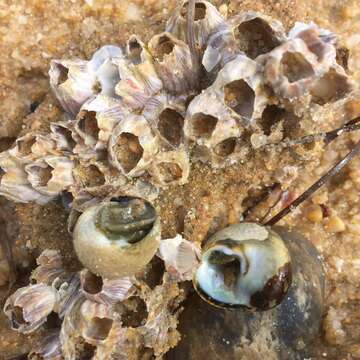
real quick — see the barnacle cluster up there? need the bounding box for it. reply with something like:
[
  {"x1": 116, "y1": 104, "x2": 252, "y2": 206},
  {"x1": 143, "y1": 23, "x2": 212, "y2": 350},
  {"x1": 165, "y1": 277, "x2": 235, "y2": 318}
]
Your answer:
[{"x1": 1, "y1": 0, "x2": 356, "y2": 358}]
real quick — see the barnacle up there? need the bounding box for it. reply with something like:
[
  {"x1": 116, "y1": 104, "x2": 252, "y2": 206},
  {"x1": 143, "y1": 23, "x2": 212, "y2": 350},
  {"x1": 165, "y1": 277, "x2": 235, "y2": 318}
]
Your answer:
[{"x1": 1, "y1": 0, "x2": 358, "y2": 359}]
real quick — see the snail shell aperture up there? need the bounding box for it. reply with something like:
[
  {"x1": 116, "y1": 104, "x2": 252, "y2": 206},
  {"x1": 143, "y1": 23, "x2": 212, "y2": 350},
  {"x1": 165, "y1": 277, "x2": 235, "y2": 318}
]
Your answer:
[
  {"x1": 73, "y1": 197, "x2": 160, "y2": 279},
  {"x1": 193, "y1": 222, "x2": 292, "y2": 310}
]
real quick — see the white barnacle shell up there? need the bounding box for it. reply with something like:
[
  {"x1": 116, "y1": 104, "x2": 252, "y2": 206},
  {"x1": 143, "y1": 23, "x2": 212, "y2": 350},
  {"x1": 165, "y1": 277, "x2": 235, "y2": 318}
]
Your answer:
[
  {"x1": 194, "y1": 223, "x2": 292, "y2": 310},
  {"x1": 108, "y1": 114, "x2": 159, "y2": 177},
  {"x1": 148, "y1": 147, "x2": 190, "y2": 187},
  {"x1": 8, "y1": 132, "x2": 57, "y2": 162},
  {"x1": 229, "y1": 11, "x2": 287, "y2": 60},
  {"x1": 148, "y1": 32, "x2": 199, "y2": 95},
  {"x1": 0, "y1": 152, "x2": 51, "y2": 204},
  {"x1": 143, "y1": 92, "x2": 186, "y2": 148},
  {"x1": 80, "y1": 269, "x2": 134, "y2": 306},
  {"x1": 31, "y1": 249, "x2": 66, "y2": 286},
  {"x1": 75, "y1": 94, "x2": 126, "y2": 151},
  {"x1": 50, "y1": 120, "x2": 77, "y2": 154},
  {"x1": 166, "y1": 0, "x2": 227, "y2": 51},
  {"x1": 78, "y1": 299, "x2": 115, "y2": 346},
  {"x1": 73, "y1": 197, "x2": 161, "y2": 279},
  {"x1": 49, "y1": 45, "x2": 123, "y2": 117},
  {"x1": 25, "y1": 156, "x2": 74, "y2": 197},
  {"x1": 158, "y1": 234, "x2": 201, "y2": 281},
  {"x1": 115, "y1": 36, "x2": 163, "y2": 111},
  {"x1": 4, "y1": 283, "x2": 59, "y2": 334},
  {"x1": 29, "y1": 330, "x2": 63, "y2": 360}
]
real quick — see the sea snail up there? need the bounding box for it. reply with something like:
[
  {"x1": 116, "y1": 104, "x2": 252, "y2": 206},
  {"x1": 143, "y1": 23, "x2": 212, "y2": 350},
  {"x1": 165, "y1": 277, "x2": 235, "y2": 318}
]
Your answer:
[
  {"x1": 193, "y1": 222, "x2": 292, "y2": 310},
  {"x1": 73, "y1": 196, "x2": 160, "y2": 279},
  {"x1": 168, "y1": 225, "x2": 325, "y2": 360}
]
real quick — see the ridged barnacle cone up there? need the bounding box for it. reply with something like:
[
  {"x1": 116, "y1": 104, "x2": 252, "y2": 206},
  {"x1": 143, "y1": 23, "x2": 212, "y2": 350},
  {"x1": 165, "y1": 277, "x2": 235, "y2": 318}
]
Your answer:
[
  {"x1": 49, "y1": 45, "x2": 123, "y2": 117},
  {"x1": 115, "y1": 35, "x2": 163, "y2": 111},
  {"x1": 25, "y1": 155, "x2": 74, "y2": 198},
  {"x1": 74, "y1": 94, "x2": 126, "y2": 151},
  {"x1": 31, "y1": 249, "x2": 66, "y2": 285},
  {"x1": 166, "y1": 0, "x2": 227, "y2": 51},
  {"x1": 80, "y1": 269, "x2": 134, "y2": 306},
  {"x1": 0, "y1": 152, "x2": 51, "y2": 204},
  {"x1": 142, "y1": 92, "x2": 187, "y2": 149},
  {"x1": 108, "y1": 114, "x2": 159, "y2": 177},
  {"x1": 148, "y1": 32, "x2": 199, "y2": 95},
  {"x1": 8, "y1": 132, "x2": 57, "y2": 162},
  {"x1": 4, "y1": 283, "x2": 59, "y2": 334},
  {"x1": 29, "y1": 331, "x2": 63, "y2": 360}
]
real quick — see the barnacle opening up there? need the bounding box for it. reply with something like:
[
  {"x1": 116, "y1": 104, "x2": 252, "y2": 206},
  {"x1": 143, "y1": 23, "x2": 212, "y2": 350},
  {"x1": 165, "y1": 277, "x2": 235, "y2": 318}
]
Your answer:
[
  {"x1": 86, "y1": 317, "x2": 113, "y2": 341},
  {"x1": 12, "y1": 306, "x2": 26, "y2": 326},
  {"x1": 158, "y1": 108, "x2": 184, "y2": 147},
  {"x1": 280, "y1": 52, "x2": 315, "y2": 83},
  {"x1": 214, "y1": 138, "x2": 237, "y2": 156},
  {"x1": 54, "y1": 125, "x2": 76, "y2": 150},
  {"x1": 17, "y1": 136, "x2": 36, "y2": 156},
  {"x1": 310, "y1": 69, "x2": 351, "y2": 105},
  {"x1": 128, "y1": 37, "x2": 143, "y2": 65},
  {"x1": 78, "y1": 111, "x2": 100, "y2": 141},
  {"x1": 37, "y1": 166, "x2": 53, "y2": 187},
  {"x1": 113, "y1": 132, "x2": 144, "y2": 173},
  {"x1": 83, "y1": 271, "x2": 103, "y2": 294},
  {"x1": 77, "y1": 164, "x2": 106, "y2": 188},
  {"x1": 190, "y1": 113, "x2": 218, "y2": 138},
  {"x1": 57, "y1": 63, "x2": 69, "y2": 85},
  {"x1": 118, "y1": 297, "x2": 148, "y2": 327},
  {"x1": 235, "y1": 18, "x2": 281, "y2": 59},
  {"x1": 259, "y1": 105, "x2": 286, "y2": 135},
  {"x1": 157, "y1": 162, "x2": 183, "y2": 183},
  {"x1": 153, "y1": 35, "x2": 175, "y2": 62},
  {"x1": 224, "y1": 80, "x2": 255, "y2": 119},
  {"x1": 181, "y1": 2, "x2": 207, "y2": 21},
  {"x1": 0, "y1": 137, "x2": 16, "y2": 152}
]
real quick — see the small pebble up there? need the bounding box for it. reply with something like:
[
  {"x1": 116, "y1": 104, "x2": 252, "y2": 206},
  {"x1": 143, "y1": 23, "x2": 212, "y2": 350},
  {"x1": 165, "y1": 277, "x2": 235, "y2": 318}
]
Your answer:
[
  {"x1": 306, "y1": 205, "x2": 323, "y2": 223},
  {"x1": 325, "y1": 216, "x2": 346, "y2": 233}
]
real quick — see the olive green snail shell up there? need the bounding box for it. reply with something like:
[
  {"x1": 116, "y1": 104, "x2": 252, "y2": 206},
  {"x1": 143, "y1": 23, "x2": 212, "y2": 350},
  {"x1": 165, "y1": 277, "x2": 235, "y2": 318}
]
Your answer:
[{"x1": 73, "y1": 197, "x2": 161, "y2": 279}]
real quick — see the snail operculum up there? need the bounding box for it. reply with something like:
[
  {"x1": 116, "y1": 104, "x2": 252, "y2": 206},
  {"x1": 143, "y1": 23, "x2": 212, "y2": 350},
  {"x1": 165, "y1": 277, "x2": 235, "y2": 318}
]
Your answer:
[
  {"x1": 194, "y1": 222, "x2": 292, "y2": 310},
  {"x1": 96, "y1": 197, "x2": 157, "y2": 243}
]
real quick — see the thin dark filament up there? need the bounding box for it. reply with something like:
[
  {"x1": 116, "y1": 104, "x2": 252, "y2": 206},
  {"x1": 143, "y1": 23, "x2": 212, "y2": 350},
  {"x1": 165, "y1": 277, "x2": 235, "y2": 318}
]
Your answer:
[
  {"x1": 186, "y1": 0, "x2": 200, "y2": 78},
  {"x1": 265, "y1": 139, "x2": 360, "y2": 226},
  {"x1": 267, "y1": 115, "x2": 360, "y2": 148}
]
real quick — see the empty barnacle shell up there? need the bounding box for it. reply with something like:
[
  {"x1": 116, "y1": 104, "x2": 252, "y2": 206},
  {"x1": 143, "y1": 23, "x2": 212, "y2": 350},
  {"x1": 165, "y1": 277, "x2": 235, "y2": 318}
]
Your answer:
[
  {"x1": 0, "y1": 152, "x2": 51, "y2": 204},
  {"x1": 166, "y1": 0, "x2": 227, "y2": 51},
  {"x1": 310, "y1": 63, "x2": 353, "y2": 105},
  {"x1": 49, "y1": 45, "x2": 123, "y2": 116},
  {"x1": 29, "y1": 330, "x2": 63, "y2": 360},
  {"x1": 148, "y1": 32, "x2": 199, "y2": 95},
  {"x1": 193, "y1": 222, "x2": 292, "y2": 310},
  {"x1": 8, "y1": 132, "x2": 57, "y2": 161},
  {"x1": 230, "y1": 11, "x2": 287, "y2": 59},
  {"x1": 79, "y1": 299, "x2": 115, "y2": 345},
  {"x1": 4, "y1": 283, "x2": 59, "y2": 334},
  {"x1": 148, "y1": 147, "x2": 190, "y2": 186},
  {"x1": 31, "y1": 249, "x2": 66, "y2": 285},
  {"x1": 158, "y1": 234, "x2": 201, "y2": 281},
  {"x1": 73, "y1": 197, "x2": 161, "y2": 279},
  {"x1": 115, "y1": 36, "x2": 163, "y2": 111},
  {"x1": 108, "y1": 114, "x2": 159, "y2": 177},
  {"x1": 25, "y1": 156, "x2": 74, "y2": 197},
  {"x1": 80, "y1": 269, "x2": 134, "y2": 306},
  {"x1": 50, "y1": 120, "x2": 77, "y2": 153},
  {"x1": 75, "y1": 94, "x2": 126, "y2": 150},
  {"x1": 142, "y1": 92, "x2": 187, "y2": 148}
]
